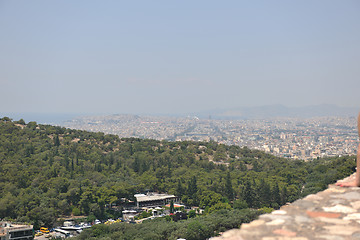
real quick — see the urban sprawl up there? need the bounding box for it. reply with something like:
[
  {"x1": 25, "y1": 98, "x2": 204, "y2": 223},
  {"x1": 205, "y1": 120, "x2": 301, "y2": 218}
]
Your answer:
[{"x1": 64, "y1": 115, "x2": 358, "y2": 161}]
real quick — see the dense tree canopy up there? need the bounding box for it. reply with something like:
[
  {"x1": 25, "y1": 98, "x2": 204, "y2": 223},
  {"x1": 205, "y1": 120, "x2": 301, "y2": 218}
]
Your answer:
[
  {"x1": 0, "y1": 117, "x2": 356, "y2": 235},
  {"x1": 74, "y1": 209, "x2": 263, "y2": 240}
]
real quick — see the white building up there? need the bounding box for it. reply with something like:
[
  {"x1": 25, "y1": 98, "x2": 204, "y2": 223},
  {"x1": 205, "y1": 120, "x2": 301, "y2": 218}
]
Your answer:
[
  {"x1": 134, "y1": 192, "x2": 179, "y2": 208},
  {"x1": 0, "y1": 222, "x2": 33, "y2": 240}
]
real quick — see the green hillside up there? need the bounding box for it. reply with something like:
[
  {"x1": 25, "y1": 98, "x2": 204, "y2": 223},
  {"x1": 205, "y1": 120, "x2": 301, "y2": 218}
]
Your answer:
[{"x1": 0, "y1": 117, "x2": 356, "y2": 238}]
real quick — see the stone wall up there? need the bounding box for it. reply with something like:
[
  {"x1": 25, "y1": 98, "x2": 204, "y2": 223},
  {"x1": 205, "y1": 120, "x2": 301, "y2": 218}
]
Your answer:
[{"x1": 212, "y1": 173, "x2": 360, "y2": 240}]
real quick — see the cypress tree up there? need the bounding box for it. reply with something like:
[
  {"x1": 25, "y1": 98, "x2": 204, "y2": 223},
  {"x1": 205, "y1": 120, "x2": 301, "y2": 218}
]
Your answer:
[
  {"x1": 176, "y1": 180, "x2": 184, "y2": 197},
  {"x1": 170, "y1": 200, "x2": 174, "y2": 214},
  {"x1": 187, "y1": 176, "x2": 198, "y2": 198},
  {"x1": 258, "y1": 179, "x2": 271, "y2": 207},
  {"x1": 54, "y1": 135, "x2": 60, "y2": 146},
  {"x1": 281, "y1": 185, "x2": 288, "y2": 205},
  {"x1": 272, "y1": 183, "x2": 281, "y2": 208},
  {"x1": 243, "y1": 181, "x2": 255, "y2": 208},
  {"x1": 225, "y1": 172, "x2": 234, "y2": 200}
]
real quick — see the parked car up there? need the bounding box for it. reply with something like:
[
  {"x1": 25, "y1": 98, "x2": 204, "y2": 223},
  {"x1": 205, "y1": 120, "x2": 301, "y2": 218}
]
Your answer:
[{"x1": 40, "y1": 227, "x2": 50, "y2": 233}]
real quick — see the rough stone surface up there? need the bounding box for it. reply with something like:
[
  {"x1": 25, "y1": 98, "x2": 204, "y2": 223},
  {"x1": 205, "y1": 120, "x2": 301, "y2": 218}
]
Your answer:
[
  {"x1": 266, "y1": 219, "x2": 285, "y2": 226},
  {"x1": 350, "y1": 201, "x2": 360, "y2": 209},
  {"x1": 323, "y1": 204, "x2": 357, "y2": 213},
  {"x1": 212, "y1": 173, "x2": 360, "y2": 240}
]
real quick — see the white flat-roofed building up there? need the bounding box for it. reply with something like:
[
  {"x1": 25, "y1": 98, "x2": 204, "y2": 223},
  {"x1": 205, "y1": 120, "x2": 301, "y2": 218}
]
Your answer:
[
  {"x1": 134, "y1": 192, "x2": 180, "y2": 208},
  {"x1": 0, "y1": 222, "x2": 33, "y2": 240}
]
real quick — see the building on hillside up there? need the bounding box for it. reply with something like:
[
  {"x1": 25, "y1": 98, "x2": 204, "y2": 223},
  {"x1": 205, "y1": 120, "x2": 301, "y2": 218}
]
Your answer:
[
  {"x1": 134, "y1": 192, "x2": 180, "y2": 208},
  {"x1": 122, "y1": 210, "x2": 138, "y2": 221},
  {"x1": 0, "y1": 222, "x2": 33, "y2": 240}
]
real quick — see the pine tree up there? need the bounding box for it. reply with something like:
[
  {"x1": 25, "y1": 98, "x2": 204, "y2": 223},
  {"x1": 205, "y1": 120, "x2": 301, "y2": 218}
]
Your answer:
[
  {"x1": 64, "y1": 156, "x2": 70, "y2": 170},
  {"x1": 271, "y1": 183, "x2": 281, "y2": 208},
  {"x1": 133, "y1": 157, "x2": 140, "y2": 172},
  {"x1": 187, "y1": 176, "x2": 198, "y2": 198},
  {"x1": 49, "y1": 155, "x2": 54, "y2": 166},
  {"x1": 243, "y1": 181, "x2": 255, "y2": 208},
  {"x1": 176, "y1": 180, "x2": 184, "y2": 197},
  {"x1": 225, "y1": 172, "x2": 234, "y2": 200},
  {"x1": 281, "y1": 185, "x2": 288, "y2": 205},
  {"x1": 258, "y1": 179, "x2": 271, "y2": 207},
  {"x1": 252, "y1": 160, "x2": 260, "y2": 172},
  {"x1": 54, "y1": 135, "x2": 60, "y2": 147}
]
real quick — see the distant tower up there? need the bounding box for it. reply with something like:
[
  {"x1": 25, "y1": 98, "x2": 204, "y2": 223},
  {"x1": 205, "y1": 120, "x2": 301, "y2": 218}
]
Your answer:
[{"x1": 209, "y1": 115, "x2": 212, "y2": 120}]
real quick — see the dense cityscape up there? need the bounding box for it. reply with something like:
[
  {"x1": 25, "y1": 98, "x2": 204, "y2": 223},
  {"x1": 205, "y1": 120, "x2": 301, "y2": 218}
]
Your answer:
[{"x1": 63, "y1": 114, "x2": 358, "y2": 161}]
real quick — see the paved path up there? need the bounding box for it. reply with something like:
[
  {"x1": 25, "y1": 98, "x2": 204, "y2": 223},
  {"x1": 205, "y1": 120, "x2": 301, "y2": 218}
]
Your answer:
[{"x1": 213, "y1": 173, "x2": 360, "y2": 240}]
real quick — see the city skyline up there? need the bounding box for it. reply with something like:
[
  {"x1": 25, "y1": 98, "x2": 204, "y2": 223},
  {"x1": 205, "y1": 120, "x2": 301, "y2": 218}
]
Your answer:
[{"x1": 1, "y1": 1, "x2": 360, "y2": 115}]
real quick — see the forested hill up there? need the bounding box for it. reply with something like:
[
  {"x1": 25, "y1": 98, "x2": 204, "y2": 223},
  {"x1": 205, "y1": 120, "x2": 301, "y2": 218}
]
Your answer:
[{"x1": 0, "y1": 117, "x2": 356, "y2": 230}]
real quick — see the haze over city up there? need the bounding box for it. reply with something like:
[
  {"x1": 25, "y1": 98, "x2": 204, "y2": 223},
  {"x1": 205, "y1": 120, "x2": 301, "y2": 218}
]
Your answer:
[
  {"x1": 2, "y1": 2, "x2": 360, "y2": 239},
  {"x1": 1, "y1": 1, "x2": 360, "y2": 117}
]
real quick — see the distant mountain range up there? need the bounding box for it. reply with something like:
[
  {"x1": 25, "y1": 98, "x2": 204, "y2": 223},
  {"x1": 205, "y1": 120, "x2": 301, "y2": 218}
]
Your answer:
[{"x1": 194, "y1": 104, "x2": 359, "y2": 119}]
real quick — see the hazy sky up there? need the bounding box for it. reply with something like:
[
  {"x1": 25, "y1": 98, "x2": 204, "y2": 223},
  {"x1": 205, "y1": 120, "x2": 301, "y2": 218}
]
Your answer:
[{"x1": 1, "y1": 0, "x2": 359, "y2": 115}]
